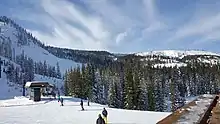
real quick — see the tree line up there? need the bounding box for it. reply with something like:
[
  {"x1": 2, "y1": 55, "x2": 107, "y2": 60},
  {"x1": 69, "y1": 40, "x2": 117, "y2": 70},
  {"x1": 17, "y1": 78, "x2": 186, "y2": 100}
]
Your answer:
[{"x1": 64, "y1": 58, "x2": 220, "y2": 112}]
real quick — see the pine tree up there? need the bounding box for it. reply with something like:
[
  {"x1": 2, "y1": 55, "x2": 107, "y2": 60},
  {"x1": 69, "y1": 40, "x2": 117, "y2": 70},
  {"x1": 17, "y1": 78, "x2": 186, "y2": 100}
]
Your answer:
[
  {"x1": 56, "y1": 62, "x2": 61, "y2": 79},
  {"x1": 108, "y1": 80, "x2": 118, "y2": 108},
  {"x1": 154, "y1": 69, "x2": 165, "y2": 112},
  {"x1": 43, "y1": 60, "x2": 47, "y2": 76},
  {"x1": 63, "y1": 70, "x2": 69, "y2": 96},
  {"x1": 124, "y1": 60, "x2": 135, "y2": 109},
  {"x1": 84, "y1": 64, "x2": 93, "y2": 99}
]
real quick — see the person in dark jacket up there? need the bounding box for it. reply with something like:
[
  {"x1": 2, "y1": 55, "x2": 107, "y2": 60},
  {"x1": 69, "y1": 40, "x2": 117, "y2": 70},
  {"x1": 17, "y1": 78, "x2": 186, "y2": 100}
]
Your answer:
[
  {"x1": 96, "y1": 114, "x2": 105, "y2": 124},
  {"x1": 102, "y1": 108, "x2": 108, "y2": 123},
  {"x1": 60, "y1": 97, "x2": 63, "y2": 106},
  {"x1": 102, "y1": 108, "x2": 108, "y2": 117},
  {"x1": 57, "y1": 91, "x2": 60, "y2": 102},
  {"x1": 80, "y1": 99, "x2": 84, "y2": 110},
  {"x1": 87, "y1": 97, "x2": 90, "y2": 106}
]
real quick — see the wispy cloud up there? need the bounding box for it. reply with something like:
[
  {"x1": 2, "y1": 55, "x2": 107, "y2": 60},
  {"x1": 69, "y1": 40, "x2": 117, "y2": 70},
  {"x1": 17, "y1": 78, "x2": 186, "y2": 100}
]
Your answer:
[{"x1": 2, "y1": 0, "x2": 220, "y2": 53}]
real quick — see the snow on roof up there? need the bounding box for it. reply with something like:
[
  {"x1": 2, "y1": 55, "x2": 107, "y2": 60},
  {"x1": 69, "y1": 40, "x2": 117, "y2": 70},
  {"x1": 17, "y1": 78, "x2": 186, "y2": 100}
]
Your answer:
[{"x1": 25, "y1": 81, "x2": 49, "y2": 88}]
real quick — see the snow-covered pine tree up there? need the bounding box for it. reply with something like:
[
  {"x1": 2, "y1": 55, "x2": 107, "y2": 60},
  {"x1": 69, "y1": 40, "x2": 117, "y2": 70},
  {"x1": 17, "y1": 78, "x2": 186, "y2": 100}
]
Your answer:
[
  {"x1": 154, "y1": 69, "x2": 165, "y2": 112},
  {"x1": 15, "y1": 67, "x2": 20, "y2": 84},
  {"x1": 146, "y1": 67, "x2": 155, "y2": 111},
  {"x1": 108, "y1": 79, "x2": 117, "y2": 108},
  {"x1": 63, "y1": 70, "x2": 70, "y2": 96},
  {"x1": 170, "y1": 67, "x2": 185, "y2": 112},
  {"x1": 43, "y1": 60, "x2": 47, "y2": 76},
  {"x1": 84, "y1": 64, "x2": 93, "y2": 100},
  {"x1": 27, "y1": 57, "x2": 34, "y2": 81},
  {"x1": 92, "y1": 68, "x2": 104, "y2": 104},
  {"x1": 56, "y1": 62, "x2": 61, "y2": 79},
  {"x1": 136, "y1": 66, "x2": 148, "y2": 111},
  {"x1": 101, "y1": 69, "x2": 110, "y2": 105},
  {"x1": 119, "y1": 62, "x2": 126, "y2": 109},
  {"x1": 124, "y1": 60, "x2": 135, "y2": 109}
]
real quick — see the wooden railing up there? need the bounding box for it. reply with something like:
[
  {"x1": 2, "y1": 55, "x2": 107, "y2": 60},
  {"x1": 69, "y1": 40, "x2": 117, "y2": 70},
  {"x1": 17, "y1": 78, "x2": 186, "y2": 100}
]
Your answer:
[{"x1": 197, "y1": 95, "x2": 219, "y2": 124}]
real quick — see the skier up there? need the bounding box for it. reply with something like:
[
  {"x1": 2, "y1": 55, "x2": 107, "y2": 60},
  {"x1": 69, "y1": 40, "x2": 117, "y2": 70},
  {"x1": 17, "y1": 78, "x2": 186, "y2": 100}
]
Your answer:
[
  {"x1": 60, "y1": 97, "x2": 63, "y2": 106},
  {"x1": 57, "y1": 91, "x2": 60, "y2": 102},
  {"x1": 80, "y1": 99, "x2": 84, "y2": 111},
  {"x1": 96, "y1": 114, "x2": 105, "y2": 124},
  {"x1": 87, "y1": 97, "x2": 90, "y2": 106},
  {"x1": 102, "y1": 108, "x2": 108, "y2": 123}
]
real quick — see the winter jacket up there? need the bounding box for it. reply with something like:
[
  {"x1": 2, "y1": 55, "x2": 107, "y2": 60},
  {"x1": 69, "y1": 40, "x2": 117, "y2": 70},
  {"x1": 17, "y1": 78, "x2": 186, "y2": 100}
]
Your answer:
[
  {"x1": 80, "y1": 100, "x2": 83, "y2": 106},
  {"x1": 96, "y1": 116, "x2": 105, "y2": 124}
]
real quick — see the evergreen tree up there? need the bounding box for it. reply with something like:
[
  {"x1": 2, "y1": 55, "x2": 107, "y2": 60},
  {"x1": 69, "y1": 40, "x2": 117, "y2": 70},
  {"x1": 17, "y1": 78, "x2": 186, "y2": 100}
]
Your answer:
[
  {"x1": 56, "y1": 62, "x2": 61, "y2": 79},
  {"x1": 124, "y1": 60, "x2": 135, "y2": 109}
]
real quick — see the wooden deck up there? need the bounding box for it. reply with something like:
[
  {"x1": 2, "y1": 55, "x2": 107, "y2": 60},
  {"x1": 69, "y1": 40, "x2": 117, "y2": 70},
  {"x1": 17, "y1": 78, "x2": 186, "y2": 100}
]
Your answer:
[
  {"x1": 208, "y1": 95, "x2": 220, "y2": 124},
  {"x1": 157, "y1": 95, "x2": 216, "y2": 124},
  {"x1": 157, "y1": 98, "x2": 197, "y2": 124}
]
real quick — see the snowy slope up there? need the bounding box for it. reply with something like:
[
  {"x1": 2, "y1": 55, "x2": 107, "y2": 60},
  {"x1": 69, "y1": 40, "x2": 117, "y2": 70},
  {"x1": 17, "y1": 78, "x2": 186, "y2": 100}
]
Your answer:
[
  {"x1": 0, "y1": 20, "x2": 81, "y2": 74},
  {"x1": 0, "y1": 96, "x2": 170, "y2": 124},
  {"x1": 0, "y1": 73, "x2": 64, "y2": 100},
  {"x1": 0, "y1": 72, "x2": 22, "y2": 100},
  {"x1": 136, "y1": 50, "x2": 220, "y2": 58},
  {"x1": 0, "y1": 56, "x2": 64, "y2": 99}
]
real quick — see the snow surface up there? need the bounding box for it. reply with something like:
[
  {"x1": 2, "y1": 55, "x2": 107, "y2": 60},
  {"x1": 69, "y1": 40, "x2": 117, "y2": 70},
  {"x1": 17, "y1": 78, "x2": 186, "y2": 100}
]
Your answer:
[
  {"x1": 136, "y1": 50, "x2": 220, "y2": 58},
  {"x1": 0, "y1": 96, "x2": 170, "y2": 124}
]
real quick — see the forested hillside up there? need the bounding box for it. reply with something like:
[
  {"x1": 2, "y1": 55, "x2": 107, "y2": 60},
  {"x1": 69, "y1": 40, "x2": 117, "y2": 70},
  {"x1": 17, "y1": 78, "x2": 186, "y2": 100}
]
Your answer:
[{"x1": 64, "y1": 54, "x2": 220, "y2": 112}]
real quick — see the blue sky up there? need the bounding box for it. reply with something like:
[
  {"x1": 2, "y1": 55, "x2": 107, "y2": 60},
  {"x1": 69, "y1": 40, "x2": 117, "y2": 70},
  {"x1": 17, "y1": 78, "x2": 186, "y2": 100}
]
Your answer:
[{"x1": 1, "y1": 0, "x2": 220, "y2": 53}]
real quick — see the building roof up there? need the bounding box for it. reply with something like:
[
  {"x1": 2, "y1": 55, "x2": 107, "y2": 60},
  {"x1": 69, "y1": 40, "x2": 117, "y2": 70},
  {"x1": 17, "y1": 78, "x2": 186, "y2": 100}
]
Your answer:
[{"x1": 25, "y1": 81, "x2": 50, "y2": 88}]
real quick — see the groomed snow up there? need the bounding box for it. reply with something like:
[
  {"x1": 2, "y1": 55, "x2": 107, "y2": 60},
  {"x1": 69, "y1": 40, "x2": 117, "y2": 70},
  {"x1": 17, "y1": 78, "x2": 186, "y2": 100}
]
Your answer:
[{"x1": 0, "y1": 96, "x2": 170, "y2": 124}]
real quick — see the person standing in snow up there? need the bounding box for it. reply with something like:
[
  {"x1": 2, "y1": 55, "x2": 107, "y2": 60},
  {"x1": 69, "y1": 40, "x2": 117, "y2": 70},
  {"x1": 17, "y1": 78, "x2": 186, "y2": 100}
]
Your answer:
[
  {"x1": 87, "y1": 97, "x2": 90, "y2": 106},
  {"x1": 57, "y1": 91, "x2": 60, "y2": 102},
  {"x1": 102, "y1": 108, "x2": 108, "y2": 123},
  {"x1": 96, "y1": 114, "x2": 105, "y2": 124},
  {"x1": 60, "y1": 97, "x2": 63, "y2": 106},
  {"x1": 80, "y1": 99, "x2": 84, "y2": 110}
]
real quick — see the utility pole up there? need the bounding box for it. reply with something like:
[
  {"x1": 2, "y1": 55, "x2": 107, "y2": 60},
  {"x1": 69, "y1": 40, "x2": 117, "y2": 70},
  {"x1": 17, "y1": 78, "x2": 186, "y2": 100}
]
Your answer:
[{"x1": 0, "y1": 58, "x2": 3, "y2": 78}]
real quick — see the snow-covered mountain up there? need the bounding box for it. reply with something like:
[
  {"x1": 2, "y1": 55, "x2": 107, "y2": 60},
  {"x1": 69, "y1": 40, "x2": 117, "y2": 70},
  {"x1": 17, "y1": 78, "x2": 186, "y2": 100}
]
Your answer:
[
  {"x1": 0, "y1": 17, "x2": 80, "y2": 74},
  {"x1": 133, "y1": 50, "x2": 220, "y2": 68},
  {"x1": 136, "y1": 50, "x2": 220, "y2": 59}
]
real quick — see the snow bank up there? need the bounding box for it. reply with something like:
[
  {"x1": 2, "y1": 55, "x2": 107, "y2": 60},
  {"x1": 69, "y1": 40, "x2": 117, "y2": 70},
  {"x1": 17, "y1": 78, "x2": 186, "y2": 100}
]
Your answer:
[{"x1": 0, "y1": 96, "x2": 48, "y2": 107}]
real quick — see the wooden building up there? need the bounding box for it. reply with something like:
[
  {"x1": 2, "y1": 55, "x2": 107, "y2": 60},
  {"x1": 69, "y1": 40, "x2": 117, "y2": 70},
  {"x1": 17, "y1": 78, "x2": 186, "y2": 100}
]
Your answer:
[{"x1": 25, "y1": 81, "x2": 55, "y2": 101}]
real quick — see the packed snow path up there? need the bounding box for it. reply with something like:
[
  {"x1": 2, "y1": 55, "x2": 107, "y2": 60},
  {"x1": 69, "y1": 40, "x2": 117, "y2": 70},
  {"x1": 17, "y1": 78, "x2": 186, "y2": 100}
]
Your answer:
[{"x1": 0, "y1": 97, "x2": 170, "y2": 124}]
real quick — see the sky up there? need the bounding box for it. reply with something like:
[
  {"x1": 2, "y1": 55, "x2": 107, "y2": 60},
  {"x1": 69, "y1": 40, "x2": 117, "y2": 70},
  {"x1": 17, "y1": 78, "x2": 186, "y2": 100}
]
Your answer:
[{"x1": 1, "y1": 0, "x2": 220, "y2": 53}]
